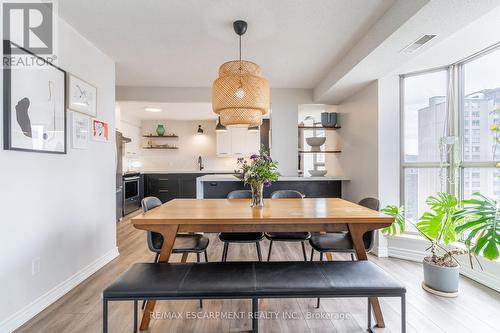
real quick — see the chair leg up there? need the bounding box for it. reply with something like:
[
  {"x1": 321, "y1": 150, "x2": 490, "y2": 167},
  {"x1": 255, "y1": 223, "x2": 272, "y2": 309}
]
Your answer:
[
  {"x1": 133, "y1": 300, "x2": 138, "y2": 333},
  {"x1": 204, "y1": 250, "x2": 208, "y2": 262},
  {"x1": 267, "y1": 240, "x2": 273, "y2": 261},
  {"x1": 222, "y1": 242, "x2": 228, "y2": 262},
  {"x1": 350, "y1": 253, "x2": 355, "y2": 261},
  {"x1": 256, "y1": 242, "x2": 263, "y2": 262},
  {"x1": 103, "y1": 299, "x2": 108, "y2": 333},
  {"x1": 319, "y1": 252, "x2": 324, "y2": 261},
  {"x1": 301, "y1": 241, "x2": 307, "y2": 261},
  {"x1": 154, "y1": 252, "x2": 160, "y2": 263},
  {"x1": 310, "y1": 248, "x2": 315, "y2": 261}
]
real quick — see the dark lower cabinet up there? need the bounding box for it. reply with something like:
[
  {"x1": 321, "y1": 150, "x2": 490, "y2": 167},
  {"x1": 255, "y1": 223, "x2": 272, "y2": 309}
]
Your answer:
[
  {"x1": 144, "y1": 173, "x2": 222, "y2": 202},
  {"x1": 203, "y1": 180, "x2": 342, "y2": 199}
]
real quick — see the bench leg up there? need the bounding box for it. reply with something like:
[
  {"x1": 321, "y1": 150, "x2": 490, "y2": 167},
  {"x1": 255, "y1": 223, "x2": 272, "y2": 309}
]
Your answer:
[
  {"x1": 133, "y1": 300, "x2": 138, "y2": 333},
  {"x1": 252, "y1": 298, "x2": 258, "y2": 333},
  {"x1": 103, "y1": 299, "x2": 108, "y2": 333},
  {"x1": 367, "y1": 297, "x2": 372, "y2": 332},
  {"x1": 401, "y1": 294, "x2": 406, "y2": 333}
]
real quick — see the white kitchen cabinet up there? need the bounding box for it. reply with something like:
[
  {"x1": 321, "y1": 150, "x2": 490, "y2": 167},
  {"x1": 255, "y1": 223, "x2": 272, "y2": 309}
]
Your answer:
[
  {"x1": 216, "y1": 127, "x2": 260, "y2": 157},
  {"x1": 216, "y1": 130, "x2": 231, "y2": 156}
]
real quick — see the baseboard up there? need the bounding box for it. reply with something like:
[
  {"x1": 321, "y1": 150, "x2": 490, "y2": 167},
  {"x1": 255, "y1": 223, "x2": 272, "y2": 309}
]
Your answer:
[{"x1": 0, "y1": 247, "x2": 119, "y2": 333}]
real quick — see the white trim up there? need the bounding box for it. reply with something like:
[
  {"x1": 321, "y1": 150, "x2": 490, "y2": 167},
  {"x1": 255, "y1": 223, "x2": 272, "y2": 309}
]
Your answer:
[
  {"x1": 386, "y1": 234, "x2": 500, "y2": 292},
  {"x1": 0, "y1": 247, "x2": 119, "y2": 333}
]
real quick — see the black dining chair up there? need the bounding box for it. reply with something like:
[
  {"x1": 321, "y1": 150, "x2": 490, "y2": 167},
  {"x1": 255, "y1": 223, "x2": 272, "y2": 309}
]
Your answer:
[
  {"x1": 265, "y1": 190, "x2": 310, "y2": 261},
  {"x1": 219, "y1": 190, "x2": 264, "y2": 262},
  {"x1": 141, "y1": 196, "x2": 209, "y2": 308},
  {"x1": 309, "y1": 197, "x2": 380, "y2": 307}
]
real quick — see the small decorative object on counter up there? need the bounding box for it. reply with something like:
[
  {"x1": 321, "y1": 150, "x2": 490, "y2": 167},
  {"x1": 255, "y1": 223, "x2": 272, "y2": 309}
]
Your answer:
[
  {"x1": 156, "y1": 124, "x2": 165, "y2": 136},
  {"x1": 235, "y1": 145, "x2": 280, "y2": 207}
]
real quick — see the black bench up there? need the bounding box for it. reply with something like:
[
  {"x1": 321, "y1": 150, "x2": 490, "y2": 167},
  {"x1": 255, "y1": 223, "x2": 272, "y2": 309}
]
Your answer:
[{"x1": 102, "y1": 261, "x2": 406, "y2": 333}]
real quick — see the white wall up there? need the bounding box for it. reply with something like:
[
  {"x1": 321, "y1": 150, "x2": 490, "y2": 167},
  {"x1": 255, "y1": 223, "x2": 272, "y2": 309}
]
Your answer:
[
  {"x1": 116, "y1": 86, "x2": 313, "y2": 176},
  {"x1": 140, "y1": 119, "x2": 237, "y2": 172},
  {"x1": 337, "y1": 82, "x2": 379, "y2": 202},
  {"x1": 0, "y1": 18, "x2": 116, "y2": 332}
]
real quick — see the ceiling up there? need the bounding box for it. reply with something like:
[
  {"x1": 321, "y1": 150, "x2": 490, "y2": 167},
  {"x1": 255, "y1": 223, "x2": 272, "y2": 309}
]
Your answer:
[
  {"x1": 58, "y1": 0, "x2": 395, "y2": 89},
  {"x1": 118, "y1": 102, "x2": 215, "y2": 121}
]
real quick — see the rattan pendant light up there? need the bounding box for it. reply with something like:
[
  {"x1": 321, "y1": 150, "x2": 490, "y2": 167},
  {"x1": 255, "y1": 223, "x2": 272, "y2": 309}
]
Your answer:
[{"x1": 212, "y1": 20, "x2": 270, "y2": 127}]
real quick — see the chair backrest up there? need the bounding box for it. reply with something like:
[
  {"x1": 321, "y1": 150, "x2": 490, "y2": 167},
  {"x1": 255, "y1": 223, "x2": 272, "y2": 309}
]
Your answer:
[
  {"x1": 357, "y1": 197, "x2": 380, "y2": 252},
  {"x1": 141, "y1": 196, "x2": 163, "y2": 253},
  {"x1": 270, "y1": 190, "x2": 304, "y2": 199},
  {"x1": 141, "y1": 196, "x2": 162, "y2": 212},
  {"x1": 227, "y1": 190, "x2": 252, "y2": 199},
  {"x1": 358, "y1": 197, "x2": 380, "y2": 211}
]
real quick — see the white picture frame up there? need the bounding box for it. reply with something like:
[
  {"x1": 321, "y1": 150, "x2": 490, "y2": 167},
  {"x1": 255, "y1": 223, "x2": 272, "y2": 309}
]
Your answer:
[
  {"x1": 91, "y1": 118, "x2": 109, "y2": 142},
  {"x1": 68, "y1": 74, "x2": 97, "y2": 116},
  {"x1": 71, "y1": 112, "x2": 89, "y2": 149}
]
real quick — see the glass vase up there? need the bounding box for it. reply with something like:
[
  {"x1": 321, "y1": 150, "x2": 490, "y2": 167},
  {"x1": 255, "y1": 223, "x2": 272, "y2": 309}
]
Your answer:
[{"x1": 251, "y1": 182, "x2": 264, "y2": 208}]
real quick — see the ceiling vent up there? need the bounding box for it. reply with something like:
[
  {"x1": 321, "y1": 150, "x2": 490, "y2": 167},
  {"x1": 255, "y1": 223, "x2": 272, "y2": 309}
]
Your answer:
[{"x1": 401, "y1": 34, "x2": 438, "y2": 54}]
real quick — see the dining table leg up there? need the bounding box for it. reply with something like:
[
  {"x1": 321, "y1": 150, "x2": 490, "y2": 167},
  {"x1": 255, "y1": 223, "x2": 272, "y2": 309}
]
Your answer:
[
  {"x1": 139, "y1": 224, "x2": 179, "y2": 331},
  {"x1": 347, "y1": 223, "x2": 385, "y2": 328}
]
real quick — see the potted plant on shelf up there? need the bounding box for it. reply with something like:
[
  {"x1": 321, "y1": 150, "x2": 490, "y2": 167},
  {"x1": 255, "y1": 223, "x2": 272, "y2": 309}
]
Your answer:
[
  {"x1": 235, "y1": 145, "x2": 280, "y2": 207},
  {"x1": 382, "y1": 192, "x2": 500, "y2": 297}
]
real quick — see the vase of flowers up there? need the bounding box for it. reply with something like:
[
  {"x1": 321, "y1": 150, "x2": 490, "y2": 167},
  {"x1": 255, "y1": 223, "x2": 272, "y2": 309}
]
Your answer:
[{"x1": 235, "y1": 145, "x2": 280, "y2": 207}]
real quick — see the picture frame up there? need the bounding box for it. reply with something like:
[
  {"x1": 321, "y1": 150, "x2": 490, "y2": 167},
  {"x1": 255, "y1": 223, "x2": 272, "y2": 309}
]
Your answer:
[
  {"x1": 68, "y1": 74, "x2": 97, "y2": 116},
  {"x1": 3, "y1": 40, "x2": 67, "y2": 154},
  {"x1": 91, "y1": 118, "x2": 109, "y2": 142},
  {"x1": 71, "y1": 111, "x2": 89, "y2": 149}
]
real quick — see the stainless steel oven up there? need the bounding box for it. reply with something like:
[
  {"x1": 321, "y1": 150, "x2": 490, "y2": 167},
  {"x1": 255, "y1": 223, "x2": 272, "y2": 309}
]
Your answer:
[{"x1": 123, "y1": 173, "x2": 141, "y2": 215}]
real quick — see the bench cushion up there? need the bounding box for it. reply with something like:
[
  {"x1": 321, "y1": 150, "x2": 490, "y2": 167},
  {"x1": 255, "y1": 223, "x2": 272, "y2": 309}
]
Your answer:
[{"x1": 103, "y1": 261, "x2": 405, "y2": 300}]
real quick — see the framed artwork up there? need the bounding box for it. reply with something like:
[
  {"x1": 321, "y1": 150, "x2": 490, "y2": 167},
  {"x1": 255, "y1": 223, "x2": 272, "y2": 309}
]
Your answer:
[
  {"x1": 3, "y1": 40, "x2": 66, "y2": 154},
  {"x1": 92, "y1": 118, "x2": 109, "y2": 142},
  {"x1": 68, "y1": 74, "x2": 97, "y2": 116},
  {"x1": 71, "y1": 112, "x2": 89, "y2": 149}
]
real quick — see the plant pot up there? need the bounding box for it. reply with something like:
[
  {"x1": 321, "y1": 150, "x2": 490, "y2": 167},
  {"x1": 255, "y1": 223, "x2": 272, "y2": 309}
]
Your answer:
[{"x1": 422, "y1": 257, "x2": 459, "y2": 296}]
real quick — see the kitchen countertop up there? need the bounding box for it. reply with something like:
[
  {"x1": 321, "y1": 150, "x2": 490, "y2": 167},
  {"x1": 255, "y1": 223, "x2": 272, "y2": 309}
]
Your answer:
[
  {"x1": 141, "y1": 170, "x2": 235, "y2": 174},
  {"x1": 197, "y1": 174, "x2": 350, "y2": 182}
]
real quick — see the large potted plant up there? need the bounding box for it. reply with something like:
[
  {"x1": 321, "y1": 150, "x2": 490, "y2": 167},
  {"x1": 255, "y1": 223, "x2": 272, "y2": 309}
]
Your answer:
[
  {"x1": 382, "y1": 192, "x2": 500, "y2": 296},
  {"x1": 235, "y1": 145, "x2": 280, "y2": 207}
]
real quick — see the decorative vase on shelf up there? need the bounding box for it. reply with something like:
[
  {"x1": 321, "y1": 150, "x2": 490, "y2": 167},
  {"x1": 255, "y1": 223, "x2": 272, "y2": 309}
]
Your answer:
[
  {"x1": 250, "y1": 182, "x2": 264, "y2": 208},
  {"x1": 156, "y1": 124, "x2": 165, "y2": 136}
]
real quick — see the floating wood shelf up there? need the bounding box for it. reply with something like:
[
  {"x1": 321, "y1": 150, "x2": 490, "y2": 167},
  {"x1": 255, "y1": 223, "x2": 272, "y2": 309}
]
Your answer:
[
  {"x1": 298, "y1": 150, "x2": 341, "y2": 154},
  {"x1": 142, "y1": 147, "x2": 179, "y2": 150},
  {"x1": 298, "y1": 126, "x2": 341, "y2": 130},
  {"x1": 143, "y1": 135, "x2": 178, "y2": 138}
]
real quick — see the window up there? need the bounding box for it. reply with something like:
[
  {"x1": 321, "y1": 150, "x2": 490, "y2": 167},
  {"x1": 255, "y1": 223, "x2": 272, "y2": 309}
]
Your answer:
[
  {"x1": 401, "y1": 70, "x2": 447, "y2": 231},
  {"x1": 401, "y1": 43, "x2": 500, "y2": 236}
]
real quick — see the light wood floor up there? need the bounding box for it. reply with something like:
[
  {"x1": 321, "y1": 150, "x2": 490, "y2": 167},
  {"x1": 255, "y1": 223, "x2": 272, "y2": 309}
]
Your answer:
[{"x1": 16, "y1": 211, "x2": 500, "y2": 333}]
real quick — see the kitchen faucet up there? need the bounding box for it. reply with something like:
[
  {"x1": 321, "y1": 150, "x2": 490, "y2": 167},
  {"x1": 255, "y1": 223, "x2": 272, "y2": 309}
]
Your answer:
[{"x1": 198, "y1": 156, "x2": 204, "y2": 171}]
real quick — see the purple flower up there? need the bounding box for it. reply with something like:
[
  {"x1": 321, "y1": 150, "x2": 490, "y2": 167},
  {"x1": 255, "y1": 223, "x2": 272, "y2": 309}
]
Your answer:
[
  {"x1": 264, "y1": 180, "x2": 272, "y2": 188},
  {"x1": 250, "y1": 154, "x2": 258, "y2": 159},
  {"x1": 264, "y1": 155, "x2": 272, "y2": 162},
  {"x1": 237, "y1": 157, "x2": 244, "y2": 162}
]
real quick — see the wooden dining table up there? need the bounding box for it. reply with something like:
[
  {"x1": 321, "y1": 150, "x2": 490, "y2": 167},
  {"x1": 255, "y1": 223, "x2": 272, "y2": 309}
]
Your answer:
[{"x1": 131, "y1": 197, "x2": 394, "y2": 331}]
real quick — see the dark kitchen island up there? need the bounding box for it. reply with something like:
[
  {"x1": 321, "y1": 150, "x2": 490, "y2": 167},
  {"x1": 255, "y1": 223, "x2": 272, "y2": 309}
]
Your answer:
[{"x1": 196, "y1": 174, "x2": 349, "y2": 199}]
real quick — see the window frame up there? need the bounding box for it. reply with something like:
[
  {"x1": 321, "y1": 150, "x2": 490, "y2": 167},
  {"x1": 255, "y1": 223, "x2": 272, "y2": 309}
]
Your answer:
[{"x1": 400, "y1": 43, "x2": 500, "y2": 235}]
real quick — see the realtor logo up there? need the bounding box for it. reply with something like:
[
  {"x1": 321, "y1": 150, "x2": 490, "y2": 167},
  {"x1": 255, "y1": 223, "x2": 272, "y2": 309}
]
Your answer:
[{"x1": 3, "y1": 2, "x2": 53, "y2": 54}]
